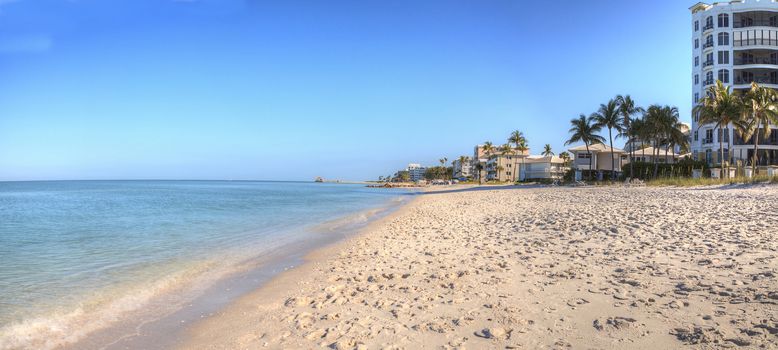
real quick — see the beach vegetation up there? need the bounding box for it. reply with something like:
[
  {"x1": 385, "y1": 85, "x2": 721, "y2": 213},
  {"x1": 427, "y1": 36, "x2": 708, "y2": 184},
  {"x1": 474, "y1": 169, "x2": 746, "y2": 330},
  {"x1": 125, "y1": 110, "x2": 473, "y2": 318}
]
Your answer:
[
  {"x1": 542, "y1": 144, "x2": 553, "y2": 157},
  {"x1": 424, "y1": 166, "x2": 452, "y2": 181},
  {"x1": 740, "y1": 83, "x2": 778, "y2": 175},
  {"x1": 693, "y1": 81, "x2": 742, "y2": 176},
  {"x1": 616, "y1": 94, "x2": 645, "y2": 179},
  {"x1": 646, "y1": 174, "x2": 778, "y2": 187}
]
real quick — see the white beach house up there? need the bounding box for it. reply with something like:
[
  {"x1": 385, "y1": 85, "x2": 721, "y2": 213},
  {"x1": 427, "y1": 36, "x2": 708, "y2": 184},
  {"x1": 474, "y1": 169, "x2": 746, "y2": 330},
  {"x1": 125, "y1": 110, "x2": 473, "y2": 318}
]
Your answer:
[
  {"x1": 522, "y1": 156, "x2": 569, "y2": 180},
  {"x1": 631, "y1": 146, "x2": 684, "y2": 164},
  {"x1": 568, "y1": 143, "x2": 626, "y2": 172}
]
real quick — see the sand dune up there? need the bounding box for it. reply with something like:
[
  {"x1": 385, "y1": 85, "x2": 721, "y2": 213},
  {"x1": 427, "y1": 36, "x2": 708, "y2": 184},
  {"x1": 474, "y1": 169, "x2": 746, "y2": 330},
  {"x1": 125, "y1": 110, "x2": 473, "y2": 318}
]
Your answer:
[{"x1": 183, "y1": 185, "x2": 778, "y2": 349}]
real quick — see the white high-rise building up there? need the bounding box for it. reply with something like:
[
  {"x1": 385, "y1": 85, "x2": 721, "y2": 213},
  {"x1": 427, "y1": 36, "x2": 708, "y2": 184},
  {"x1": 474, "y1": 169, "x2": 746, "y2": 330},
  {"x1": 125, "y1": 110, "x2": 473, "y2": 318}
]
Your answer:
[
  {"x1": 406, "y1": 163, "x2": 426, "y2": 182},
  {"x1": 690, "y1": 1, "x2": 778, "y2": 166}
]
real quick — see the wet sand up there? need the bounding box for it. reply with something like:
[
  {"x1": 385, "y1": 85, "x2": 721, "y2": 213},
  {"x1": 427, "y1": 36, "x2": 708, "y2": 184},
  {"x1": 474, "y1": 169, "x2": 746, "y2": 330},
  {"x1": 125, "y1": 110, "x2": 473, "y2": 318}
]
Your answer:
[{"x1": 182, "y1": 185, "x2": 778, "y2": 349}]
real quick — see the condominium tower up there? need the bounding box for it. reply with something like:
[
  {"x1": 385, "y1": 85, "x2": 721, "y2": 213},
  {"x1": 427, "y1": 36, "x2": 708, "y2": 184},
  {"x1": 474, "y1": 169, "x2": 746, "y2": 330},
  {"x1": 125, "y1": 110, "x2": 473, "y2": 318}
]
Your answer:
[{"x1": 690, "y1": 1, "x2": 778, "y2": 166}]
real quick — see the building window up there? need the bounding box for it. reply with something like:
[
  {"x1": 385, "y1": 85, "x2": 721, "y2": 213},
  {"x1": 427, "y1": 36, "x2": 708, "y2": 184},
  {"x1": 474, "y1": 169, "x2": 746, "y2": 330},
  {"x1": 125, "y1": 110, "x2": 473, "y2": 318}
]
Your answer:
[
  {"x1": 695, "y1": 20, "x2": 699, "y2": 31},
  {"x1": 705, "y1": 149, "x2": 712, "y2": 163},
  {"x1": 694, "y1": 74, "x2": 699, "y2": 84},
  {"x1": 718, "y1": 51, "x2": 729, "y2": 64},
  {"x1": 694, "y1": 130, "x2": 699, "y2": 141},
  {"x1": 705, "y1": 34, "x2": 713, "y2": 46},
  {"x1": 706, "y1": 52, "x2": 713, "y2": 64},
  {"x1": 718, "y1": 13, "x2": 729, "y2": 28},
  {"x1": 705, "y1": 129, "x2": 713, "y2": 143},
  {"x1": 694, "y1": 93, "x2": 699, "y2": 103},
  {"x1": 718, "y1": 127, "x2": 729, "y2": 142},
  {"x1": 695, "y1": 38, "x2": 699, "y2": 48},
  {"x1": 706, "y1": 16, "x2": 713, "y2": 29},
  {"x1": 718, "y1": 32, "x2": 729, "y2": 46},
  {"x1": 718, "y1": 69, "x2": 729, "y2": 83},
  {"x1": 578, "y1": 153, "x2": 591, "y2": 159},
  {"x1": 706, "y1": 71, "x2": 713, "y2": 84},
  {"x1": 695, "y1": 56, "x2": 699, "y2": 67},
  {"x1": 693, "y1": 150, "x2": 698, "y2": 160}
]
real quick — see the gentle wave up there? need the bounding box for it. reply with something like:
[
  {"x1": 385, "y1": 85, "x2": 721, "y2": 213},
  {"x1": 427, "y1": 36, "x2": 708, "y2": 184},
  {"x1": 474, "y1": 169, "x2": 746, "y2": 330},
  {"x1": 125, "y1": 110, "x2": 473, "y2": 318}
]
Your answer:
[{"x1": 0, "y1": 259, "x2": 216, "y2": 350}]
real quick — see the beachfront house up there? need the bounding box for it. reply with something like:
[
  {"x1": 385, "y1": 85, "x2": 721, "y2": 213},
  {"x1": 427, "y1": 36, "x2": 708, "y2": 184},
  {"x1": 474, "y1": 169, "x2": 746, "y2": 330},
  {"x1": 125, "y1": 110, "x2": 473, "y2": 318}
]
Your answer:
[
  {"x1": 631, "y1": 146, "x2": 683, "y2": 164},
  {"x1": 568, "y1": 143, "x2": 626, "y2": 174},
  {"x1": 522, "y1": 156, "x2": 569, "y2": 180}
]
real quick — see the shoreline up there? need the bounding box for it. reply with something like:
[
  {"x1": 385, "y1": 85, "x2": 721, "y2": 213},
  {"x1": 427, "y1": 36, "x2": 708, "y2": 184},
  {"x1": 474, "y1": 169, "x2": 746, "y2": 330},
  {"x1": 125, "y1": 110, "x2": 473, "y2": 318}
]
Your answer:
[
  {"x1": 55, "y1": 190, "x2": 414, "y2": 350},
  {"x1": 180, "y1": 185, "x2": 778, "y2": 349},
  {"x1": 178, "y1": 188, "x2": 425, "y2": 348}
]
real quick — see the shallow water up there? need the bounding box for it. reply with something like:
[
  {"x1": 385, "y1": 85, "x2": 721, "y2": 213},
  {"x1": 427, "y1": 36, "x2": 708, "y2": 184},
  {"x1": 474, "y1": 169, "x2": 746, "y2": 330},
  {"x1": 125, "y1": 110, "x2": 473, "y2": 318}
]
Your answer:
[{"x1": 0, "y1": 180, "x2": 408, "y2": 349}]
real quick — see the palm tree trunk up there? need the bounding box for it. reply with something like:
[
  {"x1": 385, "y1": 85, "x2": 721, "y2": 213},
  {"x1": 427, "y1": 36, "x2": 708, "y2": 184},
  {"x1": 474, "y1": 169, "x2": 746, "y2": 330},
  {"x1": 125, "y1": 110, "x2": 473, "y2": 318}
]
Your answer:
[
  {"x1": 727, "y1": 130, "x2": 733, "y2": 177},
  {"x1": 608, "y1": 128, "x2": 615, "y2": 180},
  {"x1": 718, "y1": 124, "x2": 725, "y2": 178},
  {"x1": 627, "y1": 137, "x2": 635, "y2": 177},
  {"x1": 653, "y1": 138, "x2": 659, "y2": 179},
  {"x1": 514, "y1": 153, "x2": 520, "y2": 182},
  {"x1": 753, "y1": 126, "x2": 760, "y2": 175},
  {"x1": 665, "y1": 147, "x2": 669, "y2": 177}
]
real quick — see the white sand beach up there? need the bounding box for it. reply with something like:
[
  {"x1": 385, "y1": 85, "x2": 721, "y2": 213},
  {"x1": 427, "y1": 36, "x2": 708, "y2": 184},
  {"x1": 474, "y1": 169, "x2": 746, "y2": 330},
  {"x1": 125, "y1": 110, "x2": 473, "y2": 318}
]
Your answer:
[{"x1": 182, "y1": 185, "x2": 778, "y2": 349}]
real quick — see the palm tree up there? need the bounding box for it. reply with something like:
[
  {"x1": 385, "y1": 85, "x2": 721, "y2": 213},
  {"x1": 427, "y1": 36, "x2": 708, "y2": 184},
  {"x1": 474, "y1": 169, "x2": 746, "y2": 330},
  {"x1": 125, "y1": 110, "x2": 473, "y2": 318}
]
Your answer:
[
  {"x1": 741, "y1": 82, "x2": 778, "y2": 174},
  {"x1": 565, "y1": 114, "x2": 605, "y2": 180},
  {"x1": 664, "y1": 110, "x2": 688, "y2": 175},
  {"x1": 616, "y1": 95, "x2": 645, "y2": 178},
  {"x1": 629, "y1": 117, "x2": 647, "y2": 166},
  {"x1": 499, "y1": 144, "x2": 515, "y2": 181},
  {"x1": 592, "y1": 99, "x2": 624, "y2": 180},
  {"x1": 481, "y1": 142, "x2": 494, "y2": 183},
  {"x1": 438, "y1": 157, "x2": 448, "y2": 180},
  {"x1": 456, "y1": 155, "x2": 470, "y2": 179},
  {"x1": 542, "y1": 144, "x2": 554, "y2": 157},
  {"x1": 516, "y1": 139, "x2": 529, "y2": 181},
  {"x1": 558, "y1": 151, "x2": 571, "y2": 167},
  {"x1": 482, "y1": 142, "x2": 494, "y2": 158},
  {"x1": 508, "y1": 130, "x2": 526, "y2": 182},
  {"x1": 644, "y1": 105, "x2": 681, "y2": 178},
  {"x1": 693, "y1": 81, "x2": 742, "y2": 177},
  {"x1": 474, "y1": 163, "x2": 484, "y2": 184}
]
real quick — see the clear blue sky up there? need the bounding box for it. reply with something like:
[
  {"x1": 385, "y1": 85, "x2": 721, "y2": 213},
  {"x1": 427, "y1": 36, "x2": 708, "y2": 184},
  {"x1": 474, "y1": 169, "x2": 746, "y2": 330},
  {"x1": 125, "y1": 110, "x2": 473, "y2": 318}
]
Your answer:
[{"x1": 0, "y1": 0, "x2": 695, "y2": 181}]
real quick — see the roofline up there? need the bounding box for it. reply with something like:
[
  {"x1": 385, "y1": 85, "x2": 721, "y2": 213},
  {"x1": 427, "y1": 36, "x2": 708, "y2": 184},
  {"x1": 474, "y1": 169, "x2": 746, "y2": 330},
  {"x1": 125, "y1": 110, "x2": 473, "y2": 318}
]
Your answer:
[{"x1": 689, "y1": 2, "x2": 710, "y2": 13}]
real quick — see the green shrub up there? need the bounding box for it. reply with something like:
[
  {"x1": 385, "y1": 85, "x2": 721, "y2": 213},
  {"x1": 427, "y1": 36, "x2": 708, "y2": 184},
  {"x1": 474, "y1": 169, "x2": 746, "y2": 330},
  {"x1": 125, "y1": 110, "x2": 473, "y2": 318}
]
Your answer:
[{"x1": 623, "y1": 159, "x2": 709, "y2": 180}]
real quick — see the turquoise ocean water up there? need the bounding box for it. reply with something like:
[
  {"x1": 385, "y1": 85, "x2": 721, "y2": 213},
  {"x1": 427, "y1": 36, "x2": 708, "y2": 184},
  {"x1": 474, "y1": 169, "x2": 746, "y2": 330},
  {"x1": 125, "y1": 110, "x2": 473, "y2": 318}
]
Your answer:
[{"x1": 0, "y1": 180, "x2": 408, "y2": 349}]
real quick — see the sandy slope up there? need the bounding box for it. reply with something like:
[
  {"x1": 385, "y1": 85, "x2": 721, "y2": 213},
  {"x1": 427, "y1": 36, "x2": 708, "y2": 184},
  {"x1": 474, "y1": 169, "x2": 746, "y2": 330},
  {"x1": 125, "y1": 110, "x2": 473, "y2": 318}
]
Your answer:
[{"x1": 182, "y1": 185, "x2": 778, "y2": 349}]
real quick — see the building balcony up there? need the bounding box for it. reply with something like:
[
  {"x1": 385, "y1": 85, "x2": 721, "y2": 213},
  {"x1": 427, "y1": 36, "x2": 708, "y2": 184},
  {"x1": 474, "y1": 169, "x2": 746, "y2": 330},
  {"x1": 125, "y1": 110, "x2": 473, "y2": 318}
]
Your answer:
[
  {"x1": 703, "y1": 78, "x2": 715, "y2": 86},
  {"x1": 702, "y1": 138, "x2": 713, "y2": 144},
  {"x1": 734, "y1": 57, "x2": 778, "y2": 65},
  {"x1": 703, "y1": 23, "x2": 714, "y2": 31},
  {"x1": 702, "y1": 41, "x2": 714, "y2": 50},
  {"x1": 703, "y1": 60, "x2": 714, "y2": 67},
  {"x1": 734, "y1": 39, "x2": 778, "y2": 48},
  {"x1": 734, "y1": 76, "x2": 778, "y2": 85},
  {"x1": 733, "y1": 11, "x2": 778, "y2": 29}
]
